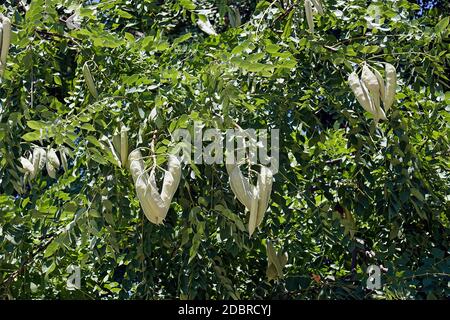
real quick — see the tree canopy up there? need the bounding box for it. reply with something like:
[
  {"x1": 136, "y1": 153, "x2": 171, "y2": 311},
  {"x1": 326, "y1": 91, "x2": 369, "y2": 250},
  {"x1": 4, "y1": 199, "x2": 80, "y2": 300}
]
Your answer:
[{"x1": 0, "y1": 0, "x2": 449, "y2": 299}]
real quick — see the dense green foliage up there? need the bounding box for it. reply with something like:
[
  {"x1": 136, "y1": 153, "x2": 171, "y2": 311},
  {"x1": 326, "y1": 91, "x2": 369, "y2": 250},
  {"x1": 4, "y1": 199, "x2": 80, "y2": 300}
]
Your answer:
[{"x1": 0, "y1": 0, "x2": 449, "y2": 299}]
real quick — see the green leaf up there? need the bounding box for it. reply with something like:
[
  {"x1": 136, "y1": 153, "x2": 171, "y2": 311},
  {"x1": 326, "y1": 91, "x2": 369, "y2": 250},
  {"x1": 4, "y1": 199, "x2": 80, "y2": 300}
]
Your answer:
[
  {"x1": 22, "y1": 131, "x2": 42, "y2": 141},
  {"x1": 179, "y1": 0, "x2": 196, "y2": 10},
  {"x1": 435, "y1": 17, "x2": 449, "y2": 34},
  {"x1": 27, "y1": 121, "x2": 47, "y2": 130},
  {"x1": 43, "y1": 241, "x2": 59, "y2": 258}
]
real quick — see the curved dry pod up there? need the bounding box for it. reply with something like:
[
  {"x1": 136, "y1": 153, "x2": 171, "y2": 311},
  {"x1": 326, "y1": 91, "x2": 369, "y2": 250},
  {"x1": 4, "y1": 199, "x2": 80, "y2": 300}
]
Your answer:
[
  {"x1": 60, "y1": 148, "x2": 68, "y2": 171},
  {"x1": 128, "y1": 150, "x2": 160, "y2": 224},
  {"x1": 47, "y1": 149, "x2": 60, "y2": 169},
  {"x1": 112, "y1": 128, "x2": 121, "y2": 157},
  {"x1": 248, "y1": 185, "x2": 259, "y2": 237},
  {"x1": 128, "y1": 150, "x2": 147, "y2": 183},
  {"x1": 120, "y1": 125, "x2": 129, "y2": 167},
  {"x1": 304, "y1": 0, "x2": 314, "y2": 33},
  {"x1": 20, "y1": 157, "x2": 35, "y2": 175},
  {"x1": 267, "y1": 240, "x2": 283, "y2": 278},
  {"x1": 0, "y1": 28, "x2": 3, "y2": 61},
  {"x1": 129, "y1": 150, "x2": 181, "y2": 225},
  {"x1": 371, "y1": 67, "x2": 386, "y2": 103},
  {"x1": 348, "y1": 71, "x2": 376, "y2": 116},
  {"x1": 33, "y1": 147, "x2": 47, "y2": 173},
  {"x1": 384, "y1": 63, "x2": 397, "y2": 112},
  {"x1": 46, "y1": 149, "x2": 60, "y2": 178},
  {"x1": 361, "y1": 65, "x2": 380, "y2": 101},
  {"x1": 226, "y1": 164, "x2": 253, "y2": 210},
  {"x1": 136, "y1": 177, "x2": 160, "y2": 224},
  {"x1": 256, "y1": 166, "x2": 273, "y2": 228},
  {"x1": 161, "y1": 155, "x2": 182, "y2": 203},
  {"x1": 0, "y1": 16, "x2": 11, "y2": 76},
  {"x1": 311, "y1": 0, "x2": 324, "y2": 14},
  {"x1": 362, "y1": 65, "x2": 385, "y2": 121}
]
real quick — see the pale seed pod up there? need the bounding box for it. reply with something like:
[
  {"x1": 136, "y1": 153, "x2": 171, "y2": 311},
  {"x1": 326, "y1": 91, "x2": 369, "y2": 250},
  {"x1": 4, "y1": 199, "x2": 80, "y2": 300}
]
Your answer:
[
  {"x1": 267, "y1": 240, "x2": 283, "y2": 278},
  {"x1": 46, "y1": 161, "x2": 56, "y2": 178},
  {"x1": 112, "y1": 128, "x2": 121, "y2": 156},
  {"x1": 197, "y1": 17, "x2": 217, "y2": 36},
  {"x1": 278, "y1": 251, "x2": 288, "y2": 269},
  {"x1": 47, "y1": 149, "x2": 60, "y2": 169},
  {"x1": 20, "y1": 157, "x2": 35, "y2": 175},
  {"x1": 82, "y1": 62, "x2": 99, "y2": 99},
  {"x1": 129, "y1": 150, "x2": 181, "y2": 225},
  {"x1": 105, "y1": 136, "x2": 121, "y2": 167},
  {"x1": 311, "y1": 0, "x2": 324, "y2": 14},
  {"x1": 227, "y1": 164, "x2": 253, "y2": 210},
  {"x1": 361, "y1": 65, "x2": 380, "y2": 99},
  {"x1": 362, "y1": 65, "x2": 384, "y2": 121},
  {"x1": 0, "y1": 16, "x2": 11, "y2": 77},
  {"x1": 0, "y1": 28, "x2": 3, "y2": 61},
  {"x1": 161, "y1": 155, "x2": 181, "y2": 203},
  {"x1": 229, "y1": 7, "x2": 241, "y2": 28},
  {"x1": 46, "y1": 149, "x2": 60, "y2": 178},
  {"x1": 147, "y1": 155, "x2": 182, "y2": 223},
  {"x1": 120, "y1": 125, "x2": 129, "y2": 167},
  {"x1": 256, "y1": 166, "x2": 273, "y2": 228},
  {"x1": 33, "y1": 147, "x2": 47, "y2": 171},
  {"x1": 266, "y1": 263, "x2": 278, "y2": 281},
  {"x1": 371, "y1": 67, "x2": 386, "y2": 103},
  {"x1": 137, "y1": 179, "x2": 161, "y2": 224},
  {"x1": 147, "y1": 170, "x2": 168, "y2": 222},
  {"x1": 128, "y1": 150, "x2": 148, "y2": 183},
  {"x1": 60, "y1": 148, "x2": 68, "y2": 171},
  {"x1": 248, "y1": 185, "x2": 259, "y2": 237},
  {"x1": 304, "y1": 0, "x2": 314, "y2": 33},
  {"x1": 128, "y1": 150, "x2": 159, "y2": 224},
  {"x1": 374, "y1": 103, "x2": 387, "y2": 123},
  {"x1": 384, "y1": 63, "x2": 397, "y2": 112},
  {"x1": 348, "y1": 71, "x2": 376, "y2": 116}
]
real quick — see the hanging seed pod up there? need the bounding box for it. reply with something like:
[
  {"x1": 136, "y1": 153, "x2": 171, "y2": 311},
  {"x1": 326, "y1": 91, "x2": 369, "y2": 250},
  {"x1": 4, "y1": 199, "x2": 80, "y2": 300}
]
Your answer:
[
  {"x1": 311, "y1": 0, "x2": 324, "y2": 14},
  {"x1": 20, "y1": 157, "x2": 35, "y2": 175},
  {"x1": 47, "y1": 149, "x2": 60, "y2": 169},
  {"x1": 248, "y1": 185, "x2": 259, "y2": 237},
  {"x1": 227, "y1": 163, "x2": 274, "y2": 236},
  {"x1": 82, "y1": 62, "x2": 99, "y2": 99},
  {"x1": 32, "y1": 147, "x2": 47, "y2": 176},
  {"x1": 384, "y1": 63, "x2": 397, "y2": 112},
  {"x1": 128, "y1": 150, "x2": 159, "y2": 224},
  {"x1": 256, "y1": 166, "x2": 273, "y2": 228},
  {"x1": 279, "y1": 251, "x2": 289, "y2": 269},
  {"x1": 348, "y1": 71, "x2": 376, "y2": 116},
  {"x1": 361, "y1": 65, "x2": 380, "y2": 103},
  {"x1": 144, "y1": 156, "x2": 182, "y2": 224},
  {"x1": 267, "y1": 240, "x2": 283, "y2": 278},
  {"x1": 112, "y1": 128, "x2": 121, "y2": 156},
  {"x1": 304, "y1": 0, "x2": 314, "y2": 33},
  {"x1": 227, "y1": 164, "x2": 253, "y2": 210},
  {"x1": 46, "y1": 149, "x2": 60, "y2": 178},
  {"x1": 128, "y1": 150, "x2": 148, "y2": 184},
  {"x1": 362, "y1": 65, "x2": 386, "y2": 122},
  {"x1": 128, "y1": 151, "x2": 181, "y2": 225},
  {"x1": 60, "y1": 148, "x2": 68, "y2": 171},
  {"x1": 0, "y1": 28, "x2": 3, "y2": 61},
  {"x1": 371, "y1": 66, "x2": 386, "y2": 103},
  {"x1": 120, "y1": 125, "x2": 129, "y2": 167},
  {"x1": 161, "y1": 155, "x2": 182, "y2": 203},
  {"x1": 197, "y1": 17, "x2": 217, "y2": 36},
  {"x1": 228, "y1": 7, "x2": 242, "y2": 28},
  {"x1": 0, "y1": 16, "x2": 11, "y2": 77},
  {"x1": 104, "y1": 135, "x2": 121, "y2": 167}
]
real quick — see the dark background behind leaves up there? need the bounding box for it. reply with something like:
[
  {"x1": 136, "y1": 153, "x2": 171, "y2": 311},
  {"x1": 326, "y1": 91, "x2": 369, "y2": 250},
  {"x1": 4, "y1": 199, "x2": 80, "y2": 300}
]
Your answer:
[{"x1": 0, "y1": 0, "x2": 449, "y2": 299}]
